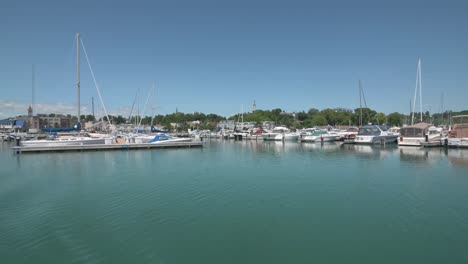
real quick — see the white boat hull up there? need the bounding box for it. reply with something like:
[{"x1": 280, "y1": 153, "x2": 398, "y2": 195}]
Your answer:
[
  {"x1": 448, "y1": 138, "x2": 468, "y2": 148},
  {"x1": 354, "y1": 135, "x2": 398, "y2": 144},
  {"x1": 301, "y1": 135, "x2": 337, "y2": 142},
  {"x1": 21, "y1": 137, "x2": 109, "y2": 147}
]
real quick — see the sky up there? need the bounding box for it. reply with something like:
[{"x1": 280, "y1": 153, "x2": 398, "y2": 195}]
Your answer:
[{"x1": 1, "y1": 0, "x2": 467, "y2": 119}]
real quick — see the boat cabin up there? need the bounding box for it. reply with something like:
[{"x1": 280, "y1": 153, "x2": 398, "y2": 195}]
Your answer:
[{"x1": 400, "y1": 123, "x2": 431, "y2": 138}]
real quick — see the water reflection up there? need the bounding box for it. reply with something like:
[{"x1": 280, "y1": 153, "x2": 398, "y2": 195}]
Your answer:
[
  {"x1": 340, "y1": 144, "x2": 398, "y2": 160},
  {"x1": 399, "y1": 146, "x2": 446, "y2": 164},
  {"x1": 447, "y1": 149, "x2": 468, "y2": 167}
]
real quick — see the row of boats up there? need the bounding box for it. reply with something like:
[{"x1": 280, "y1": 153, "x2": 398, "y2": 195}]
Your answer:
[
  {"x1": 4, "y1": 115, "x2": 468, "y2": 149},
  {"x1": 212, "y1": 115, "x2": 468, "y2": 148}
]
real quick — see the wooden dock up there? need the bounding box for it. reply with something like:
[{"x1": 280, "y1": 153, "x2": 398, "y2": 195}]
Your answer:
[{"x1": 12, "y1": 141, "x2": 203, "y2": 154}]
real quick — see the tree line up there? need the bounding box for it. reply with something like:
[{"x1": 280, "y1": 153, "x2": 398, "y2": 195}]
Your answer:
[{"x1": 44, "y1": 108, "x2": 468, "y2": 131}]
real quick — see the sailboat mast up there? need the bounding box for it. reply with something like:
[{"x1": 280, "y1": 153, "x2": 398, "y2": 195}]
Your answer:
[
  {"x1": 359, "y1": 80, "x2": 362, "y2": 127},
  {"x1": 418, "y1": 58, "x2": 423, "y2": 122},
  {"x1": 76, "y1": 32, "x2": 81, "y2": 124},
  {"x1": 32, "y1": 64, "x2": 35, "y2": 116}
]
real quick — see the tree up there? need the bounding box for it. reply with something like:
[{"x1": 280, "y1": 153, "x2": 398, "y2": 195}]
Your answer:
[
  {"x1": 387, "y1": 112, "x2": 403, "y2": 126},
  {"x1": 312, "y1": 114, "x2": 327, "y2": 126}
]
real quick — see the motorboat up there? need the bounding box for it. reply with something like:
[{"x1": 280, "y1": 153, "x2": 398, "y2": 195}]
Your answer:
[
  {"x1": 147, "y1": 133, "x2": 192, "y2": 144},
  {"x1": 337, "y1": 127, "x2": 359, "y2": 141},
  {"x1": 262, "y1": 127, "x2": 299, "y2": 141},
  {"x1": 354, "y1": 125, "x2": 399, "y2": 144},
  {"x1": 301, "y1": 130, "x2": 339, "y2": 142}
]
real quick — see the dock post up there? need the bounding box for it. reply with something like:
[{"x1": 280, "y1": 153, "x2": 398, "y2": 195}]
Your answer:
[{"x1": 320, "y1": 136, "x2": 324, "y2": 145}]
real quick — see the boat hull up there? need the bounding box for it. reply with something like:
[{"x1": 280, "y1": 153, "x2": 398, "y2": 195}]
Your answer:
[
  {"x1": 354, "y1": 135, "x2": 398, "y2": 144},
  {"x1": 21, "y1": 137, "x2": 108, "y2": 147}
]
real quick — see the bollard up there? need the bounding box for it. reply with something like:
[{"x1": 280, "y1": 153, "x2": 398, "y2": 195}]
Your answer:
[{"x1": 16, "y1": 137, "x2": 21, "y2": 147}]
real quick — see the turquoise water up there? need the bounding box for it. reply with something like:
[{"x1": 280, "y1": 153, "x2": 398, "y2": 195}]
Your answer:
[{"x1": 1, "y1": 140, "x2": 468, "y2": 263}]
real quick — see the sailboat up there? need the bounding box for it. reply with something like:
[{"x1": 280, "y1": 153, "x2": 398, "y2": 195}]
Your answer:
[
  {"x1": 22, "y1": 33, "x2": 114, "y2": 147},
  {"x1": 398, "y1": 58, "x2": 444, "y2": 146}
]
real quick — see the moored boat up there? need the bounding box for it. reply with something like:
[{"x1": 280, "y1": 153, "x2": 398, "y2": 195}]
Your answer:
[
  {"x1": 354, "y1": 125, "x2": 399, "y2": 144},
  {"x1": 448, "y1": 115, "x2": 468, "y2": 148},
  {"x1": 398, "y1": 123, "x2": 444, "y2": 146}
]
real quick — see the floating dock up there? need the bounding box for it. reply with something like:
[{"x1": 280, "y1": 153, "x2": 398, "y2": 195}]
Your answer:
[{"x1": 12, "y1": 141, "x2": 203, "y2": 154}]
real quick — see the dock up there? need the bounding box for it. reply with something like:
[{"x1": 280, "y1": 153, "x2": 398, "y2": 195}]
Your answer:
[{"x1": 12, "y1": 141, "x2": 203, "y2": 154}]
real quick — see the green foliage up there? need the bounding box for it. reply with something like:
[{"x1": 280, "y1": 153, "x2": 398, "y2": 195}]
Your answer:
[{"x1": 387, "y1": 112, "x2": 404, "y2": 126}]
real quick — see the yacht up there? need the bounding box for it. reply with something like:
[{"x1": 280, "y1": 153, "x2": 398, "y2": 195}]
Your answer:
[
  {"x1": 354, "y1": 125, "x2": 399, "y2": 144},
  {"x1": 337, "y1": 127, "x2": 359, "y2": 141},
  {"x1": 262, "y1": 127, "x2": 299, "y2": 141},
  {"x1": 301, "y1": 130, "x2": 339, "y2": 142}
]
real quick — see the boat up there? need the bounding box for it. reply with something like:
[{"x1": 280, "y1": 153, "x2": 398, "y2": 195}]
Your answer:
[
  {"x1": 21, "y1": 134, "x2": 111, "y2": 147},
  {"x1": 262, "y1": 127, "x2": 299, "y2": 141},
  {"x1": 147, "y1": 133, "x2": 193, "y2": 144},
  {"x1": 337, "y1": 127, "x2": 359, "y2": 141},
  {"x1": 448, "y1": 115, "x2": 468, "y2": 148},
  {"x1": 301, "y1": 130, "x2": 339, "y2": 142},
  {"x1": 354, "y1": 125, "x2": 399, "y2": 144},
  {"x1": 398, "y1": 123, "x2": 444, "y2": 146},
  {"x1": 20, "y1": 33, "x2": 114, "y2": 147}
]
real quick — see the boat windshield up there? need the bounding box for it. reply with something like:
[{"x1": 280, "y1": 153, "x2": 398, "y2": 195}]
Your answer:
[
  {"x1": 400, "y1": 127, "x2": 426, "y2": 137},
  {"x1": 272, "y1": 129, "x2": 287, "y2": 133},
  {"x1": 312, "y1": 130, "x2": 327, "y2": 136},
  {"x1": 358, "y1": 126, "x2": 381, "y2": 136}
]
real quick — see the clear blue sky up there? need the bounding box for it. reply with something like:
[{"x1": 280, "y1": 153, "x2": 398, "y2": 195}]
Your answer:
[{"x1": 1, "y1": 0, "x2": 467, "y2": 118}]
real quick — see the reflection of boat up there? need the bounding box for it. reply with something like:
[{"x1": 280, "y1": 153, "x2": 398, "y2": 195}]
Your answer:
[
  {"x1": 448, "y1": 115, "x2": 468, "y2": 148},
  {"x1": 354, "y1": 125, "x2": 399, "y2": 144},
  {"x1": 301, "y1": 130, "x2": 339, "y2": 142},
  {"x1": 262, "y1": 127, "x2": 299, "y2": 141},
  {"x1": 398, "y1": 123, "x2": 444, "y2": 146},
  {"x1": 340, "y1": 144, "x2": 397, "y2": 160},
  {"x1": 399, "y1": 146, "x2": 446, "y2": 164},
  {"x1": 447, "y1": 149, "x2": 468, "y2": 167}
]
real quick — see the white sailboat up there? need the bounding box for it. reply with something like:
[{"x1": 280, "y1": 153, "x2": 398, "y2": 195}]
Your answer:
[
  {"x1": 398, "y1": 58, "x2": 444, "y2": 146},
  {"x1": 21, "y1": 33, "x2": 114, "y2": 147}
]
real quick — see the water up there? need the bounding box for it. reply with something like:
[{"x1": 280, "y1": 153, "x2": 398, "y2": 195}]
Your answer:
[{"x1": 1, "y1": 140, "x2": 468, "y2": 263}]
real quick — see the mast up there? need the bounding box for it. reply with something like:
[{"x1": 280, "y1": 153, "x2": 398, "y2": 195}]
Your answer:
[
  {"x1": 32, "y1": 64, "x2": 35, "y2": 116},
  {"x1": 76, "y1": 33, "x2": 81, "y2": 124},
  {"x1": 359, "y1": 80, "x2": 362, "y2": 127},
  {"x1": 92, "y1": 96, "x2": 95, "y2": 118},
  {"x1": 419, "y1": 58, "x2": 423, "y2": 122}
]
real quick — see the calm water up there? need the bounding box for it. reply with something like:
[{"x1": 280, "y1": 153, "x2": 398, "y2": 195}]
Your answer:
[{"x1": 1, "y1": 140, "x2": 468, "y2": 263}]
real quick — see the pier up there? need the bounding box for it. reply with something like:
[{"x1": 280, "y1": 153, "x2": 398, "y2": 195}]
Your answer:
[{"x1": 12, "y1": 141, "x2": 202, "y2": 154}]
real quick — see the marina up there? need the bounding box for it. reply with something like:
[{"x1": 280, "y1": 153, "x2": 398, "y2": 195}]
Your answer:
[
  {"x1": 2, "y1": 3, "x2": 468, "y2": 264},
  {"x1": 2, "y1": 139, "x2": 468, "y2": 263}
]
